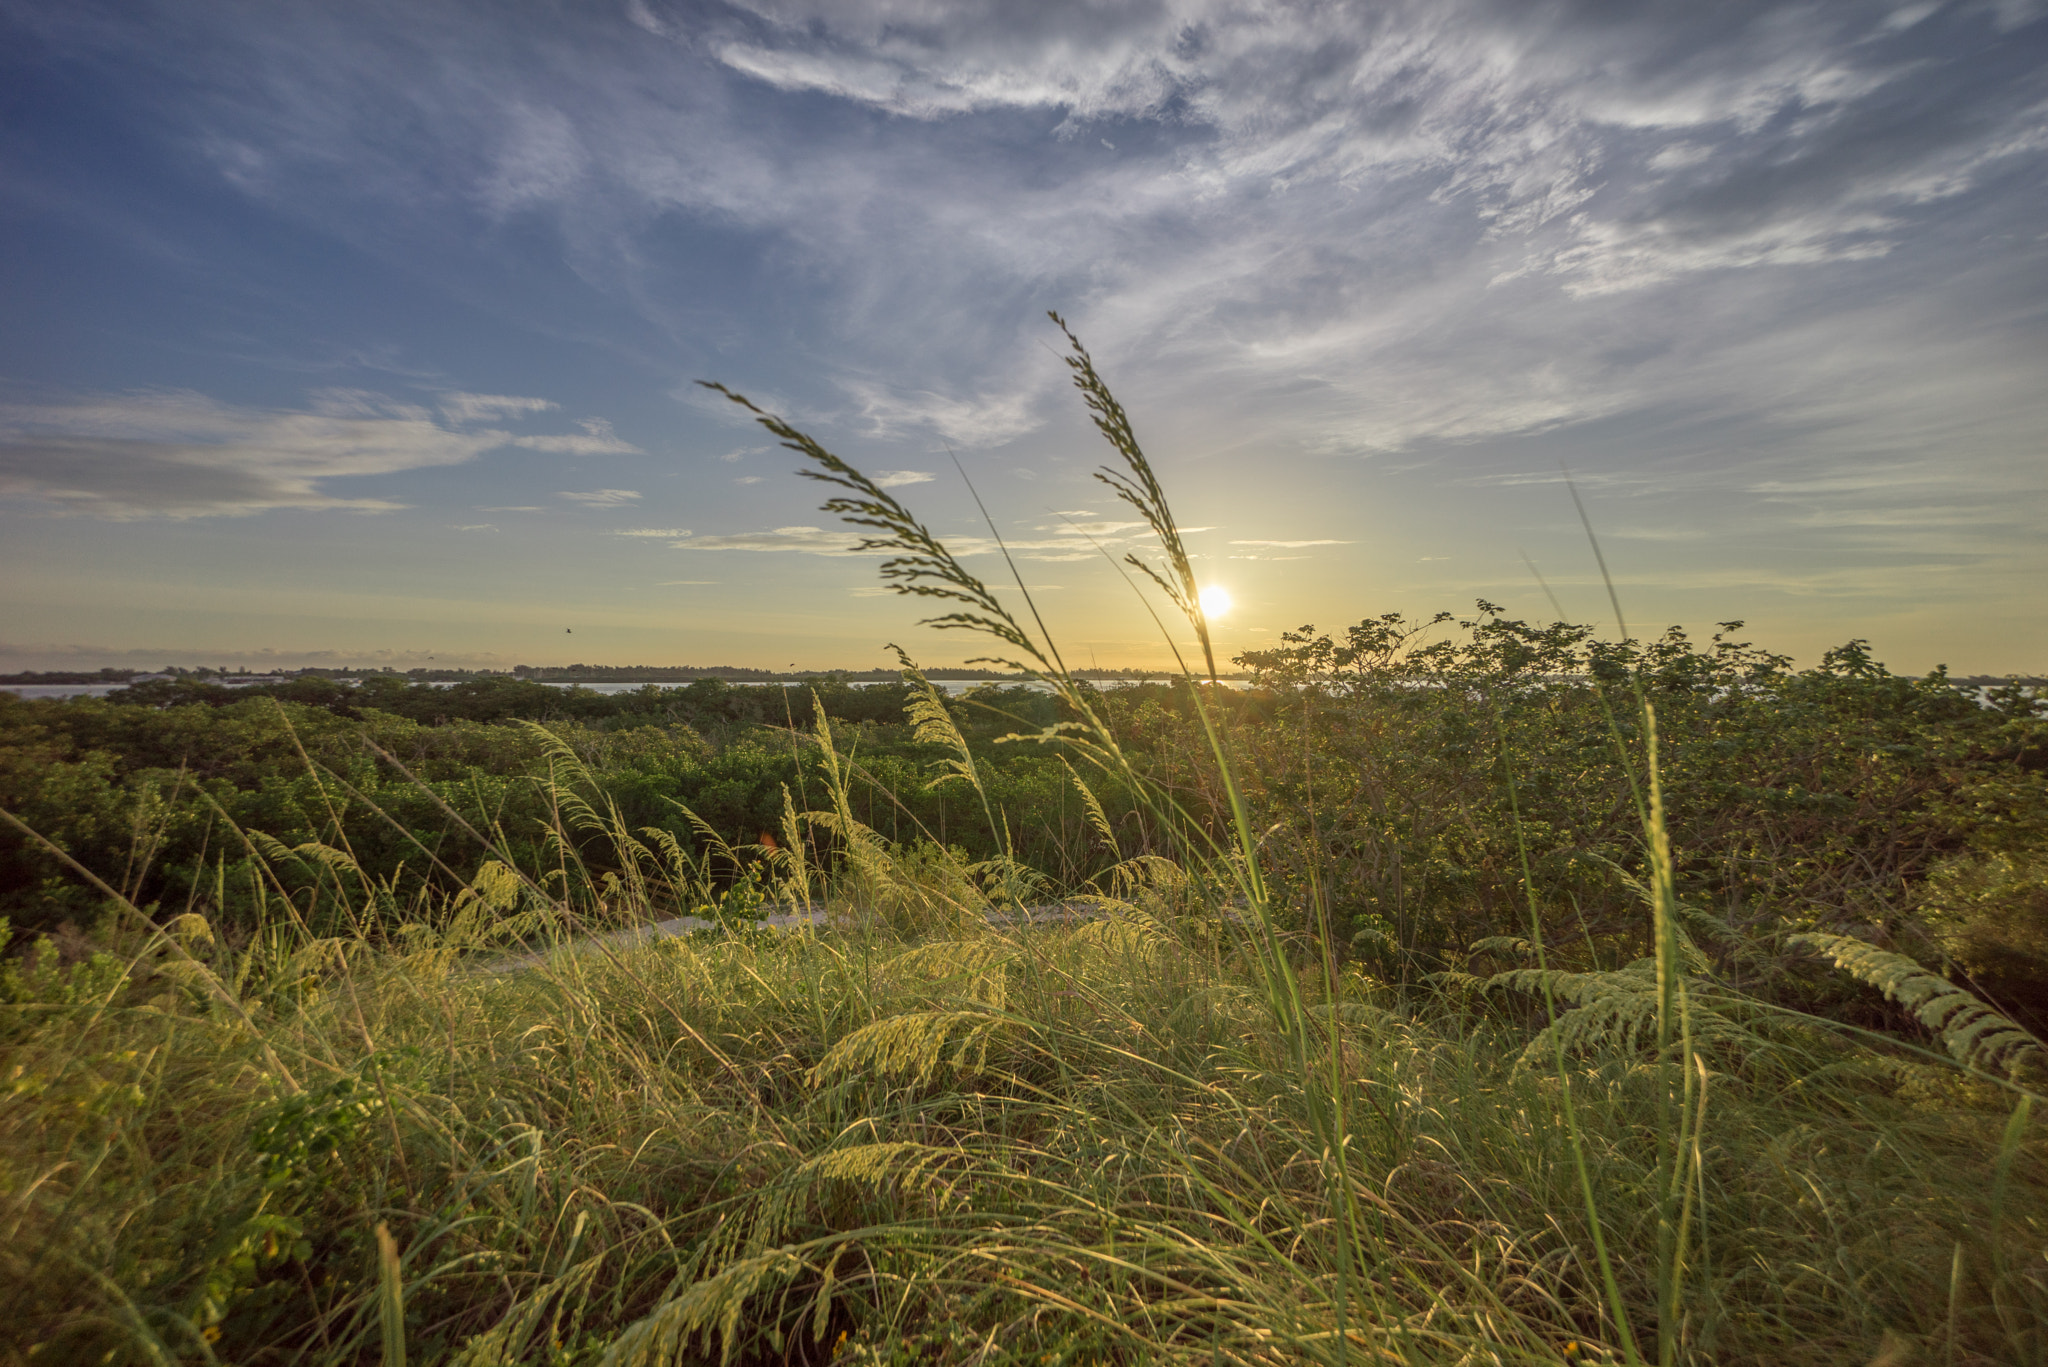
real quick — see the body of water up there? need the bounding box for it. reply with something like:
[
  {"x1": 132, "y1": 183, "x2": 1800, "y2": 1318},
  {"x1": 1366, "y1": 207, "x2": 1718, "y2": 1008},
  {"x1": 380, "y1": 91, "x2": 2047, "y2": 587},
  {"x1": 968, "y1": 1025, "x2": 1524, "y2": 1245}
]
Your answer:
[
  {"x1": 2, "y1": 683, "x2": 139, "y2": 700},
  {"x1": 0, "y1": 676, "x2": 1241, "y2": 701}
]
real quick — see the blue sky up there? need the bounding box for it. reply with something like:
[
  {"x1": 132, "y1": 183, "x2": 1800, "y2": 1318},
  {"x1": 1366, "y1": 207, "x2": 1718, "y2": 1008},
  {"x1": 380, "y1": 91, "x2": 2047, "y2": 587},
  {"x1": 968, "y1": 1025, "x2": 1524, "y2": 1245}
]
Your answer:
[{"x1": 2, "y1": 0, "x2": 2044, "y2": 674}]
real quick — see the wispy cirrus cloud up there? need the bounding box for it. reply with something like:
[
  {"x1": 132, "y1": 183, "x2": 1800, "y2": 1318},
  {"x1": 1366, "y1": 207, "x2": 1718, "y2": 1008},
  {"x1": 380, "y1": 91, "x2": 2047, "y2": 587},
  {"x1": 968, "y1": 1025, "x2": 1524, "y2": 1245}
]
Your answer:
[
  {"x1": 673, "y1": 513, "x2": 1178, "y2": 564},
  {"x1": 0, "y1": 387, "x2": 511, "y2": 519},
  {"x1": 841, "y1": 380, "x2": 1045, "y2": 448},
  {"x1": 0, "y1": 376, "x2": 645, "y2": 520},
  {"x1": 512, "y1": 418, "x2": 641, "y2": 455},
  {"x1": 678, "y1": 526, "x2": 870, "y2": 555},
  {"x1": 556, "y1": 488, "x2": 641, "y2": 505},
  {"x1": 439, "y1": 392, "x2": 557, "y2": 424},
  {"x1": 32, "y1": 0, "x2": 2040, "y2": 475},
  {"x1": 1040, "y1": 520, "x2": 1146, "y2": 537}
]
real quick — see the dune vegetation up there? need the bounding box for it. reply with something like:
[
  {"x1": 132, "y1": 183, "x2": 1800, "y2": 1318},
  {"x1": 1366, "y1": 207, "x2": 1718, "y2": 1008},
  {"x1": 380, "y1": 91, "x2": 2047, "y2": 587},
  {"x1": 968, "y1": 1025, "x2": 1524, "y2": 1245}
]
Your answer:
[{"x1": 5, "y1": 322, "x2": 2046, "y2": 1366}]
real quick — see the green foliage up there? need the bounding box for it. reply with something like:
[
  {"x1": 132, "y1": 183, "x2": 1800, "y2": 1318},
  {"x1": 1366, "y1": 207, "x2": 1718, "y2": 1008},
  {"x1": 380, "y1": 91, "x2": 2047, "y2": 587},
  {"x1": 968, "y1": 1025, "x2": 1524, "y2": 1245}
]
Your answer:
[
  {"x1": 1793, "y1": 930, "x2": 2048, "y2": 1080},
  {"x1": 1229, "y1": 612, "x2": 2043, "y2": 999},
  {"x1": 1921, "y1": 845, "x2": 2048, "y2": 1030},
  {"x1": 251, "y1": 1072, "x2": 390, "y2": 1191},
  {"x1": 0, "y1": 918, "x2": 129, "y2": 1008}
]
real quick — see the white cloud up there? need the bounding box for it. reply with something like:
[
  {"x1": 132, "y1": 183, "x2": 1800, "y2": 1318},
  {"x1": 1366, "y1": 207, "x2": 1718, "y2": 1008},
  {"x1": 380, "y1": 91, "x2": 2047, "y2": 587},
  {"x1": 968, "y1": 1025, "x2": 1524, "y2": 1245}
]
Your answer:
[
  {"x1": 680, "y1": 384, "x2": 798, "y2": 426},
  {"x1": 614, "y1": 527, "x2": 692, "y2": 537},
  {"x1": 1041, "y1": 520, "x2": 1148, "y2": 537},
  {"x1": 841, "y1": 380, "x2": 1044, "y2": 448},
  {"x1": 873, "y1": 470, "x2": 935, "y2": 488},
  {"x1": 440, "y1": 392, "x2": 558, "y2": 424},
  {"x1": 1646, "y1": 142, "x2": 1715, "y2": 173},
  {"x1": 682, "y1": 525, "x2": 872, "y2": 554},
  {"x1": 623, "y1": 0, "x2": 669, "y2": 38},
  {"x1": 94, "y1": 2, "x2": 2042, "y2": 477},
  {"x1": 479, "y1": 103, "x2": 589, "y2": 216},
  {"x1": 648, "y1": 1, "x2": 2047, "y2": 456},
  {"x1": 512, "y1": 418, "x2": 642, "y2": 455},
  {"x1": 1228, "y1": 538, "x2": 1355, "y2": 548},
  {"x1": 0, "y1": 387, "x2": 513, "y2": 519},
  {"x1": 557, "y1": 488, "x2": 642, "y2": 505},
  {"x1": 675, "y1": 514, "x2": 1173, "y2": 565}
]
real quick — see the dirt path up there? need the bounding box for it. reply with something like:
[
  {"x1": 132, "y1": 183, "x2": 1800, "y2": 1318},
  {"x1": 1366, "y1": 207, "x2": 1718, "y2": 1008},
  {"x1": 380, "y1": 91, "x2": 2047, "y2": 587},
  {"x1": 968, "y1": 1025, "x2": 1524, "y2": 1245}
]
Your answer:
[{"x1": 475, "y1": 900, "x2": 1107, "y2": 974}]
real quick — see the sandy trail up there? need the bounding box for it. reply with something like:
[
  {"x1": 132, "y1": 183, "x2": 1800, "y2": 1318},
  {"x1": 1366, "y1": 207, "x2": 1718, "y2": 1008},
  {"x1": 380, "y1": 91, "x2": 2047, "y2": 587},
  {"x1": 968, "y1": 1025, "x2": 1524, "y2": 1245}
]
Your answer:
[{"x1": 475, "y1": 900, "x2": 1108, "y2": 974}]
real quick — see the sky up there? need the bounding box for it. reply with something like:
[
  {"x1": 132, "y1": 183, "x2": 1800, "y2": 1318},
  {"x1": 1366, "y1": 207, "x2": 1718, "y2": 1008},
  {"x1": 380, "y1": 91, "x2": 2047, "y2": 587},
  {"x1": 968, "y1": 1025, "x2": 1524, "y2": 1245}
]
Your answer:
[{"x1": 1, "y1": 0, "x2": 2044, "y2": 676}]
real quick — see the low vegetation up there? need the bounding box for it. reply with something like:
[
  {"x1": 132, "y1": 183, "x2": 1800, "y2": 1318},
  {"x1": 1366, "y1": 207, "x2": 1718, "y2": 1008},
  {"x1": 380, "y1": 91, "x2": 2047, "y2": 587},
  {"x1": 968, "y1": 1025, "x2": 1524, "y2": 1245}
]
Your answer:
[{"x1": 4, "y1": 321, "x2": 2045, "y2": 1365}]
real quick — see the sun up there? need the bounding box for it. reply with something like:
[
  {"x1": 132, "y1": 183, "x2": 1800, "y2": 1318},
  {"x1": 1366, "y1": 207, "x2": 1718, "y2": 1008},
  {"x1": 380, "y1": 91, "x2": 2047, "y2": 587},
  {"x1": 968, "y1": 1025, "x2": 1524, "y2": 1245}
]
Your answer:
[{"x1": 1197, "y1": 585, "x2": 1233, "y2": 618}]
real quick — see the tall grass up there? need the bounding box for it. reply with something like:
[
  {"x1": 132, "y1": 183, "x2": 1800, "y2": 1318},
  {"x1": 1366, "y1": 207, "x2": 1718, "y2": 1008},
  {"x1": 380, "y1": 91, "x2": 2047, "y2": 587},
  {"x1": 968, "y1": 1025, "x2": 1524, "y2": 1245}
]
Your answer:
[{"x1": 5, "y1": 320, "x2": 2045, "y2": 1366}]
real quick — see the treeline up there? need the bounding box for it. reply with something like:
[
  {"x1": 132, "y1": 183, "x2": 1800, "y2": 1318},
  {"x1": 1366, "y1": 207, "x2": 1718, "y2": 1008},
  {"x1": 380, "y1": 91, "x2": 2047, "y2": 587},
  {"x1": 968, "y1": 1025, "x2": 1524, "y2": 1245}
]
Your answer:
[
  {"x1": 104, "y1": 672, "x2": 961, "y2": 730},
  {"x1": 0, "y1": 669, "x2": 144, "y2": 685}
]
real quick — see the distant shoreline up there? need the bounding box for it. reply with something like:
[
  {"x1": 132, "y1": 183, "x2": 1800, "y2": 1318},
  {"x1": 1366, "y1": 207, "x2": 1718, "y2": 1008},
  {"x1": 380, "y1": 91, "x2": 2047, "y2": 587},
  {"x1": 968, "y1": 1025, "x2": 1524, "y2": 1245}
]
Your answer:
[
  {"x1": 0, "y1": 664, "x2": 1246, "y2": 687},
  {"x1": 1, "y1": 665, "x2": 2036, "y2": 688}
]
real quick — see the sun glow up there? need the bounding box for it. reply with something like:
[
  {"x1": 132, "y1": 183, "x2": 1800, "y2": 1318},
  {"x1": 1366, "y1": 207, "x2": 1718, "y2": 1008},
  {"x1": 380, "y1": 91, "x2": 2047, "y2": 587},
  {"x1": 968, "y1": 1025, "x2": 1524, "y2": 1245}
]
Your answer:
[{"x1": 1198, "y1": 585, "x2": 1233, "y2": 618}]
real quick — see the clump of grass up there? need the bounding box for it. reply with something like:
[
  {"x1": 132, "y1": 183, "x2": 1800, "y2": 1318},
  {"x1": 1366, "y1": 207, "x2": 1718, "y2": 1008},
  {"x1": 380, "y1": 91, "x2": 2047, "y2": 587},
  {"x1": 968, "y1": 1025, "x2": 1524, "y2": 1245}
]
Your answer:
[{"x1": 7, "y1": 869, "x2": 2042, "y2": 1363}]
